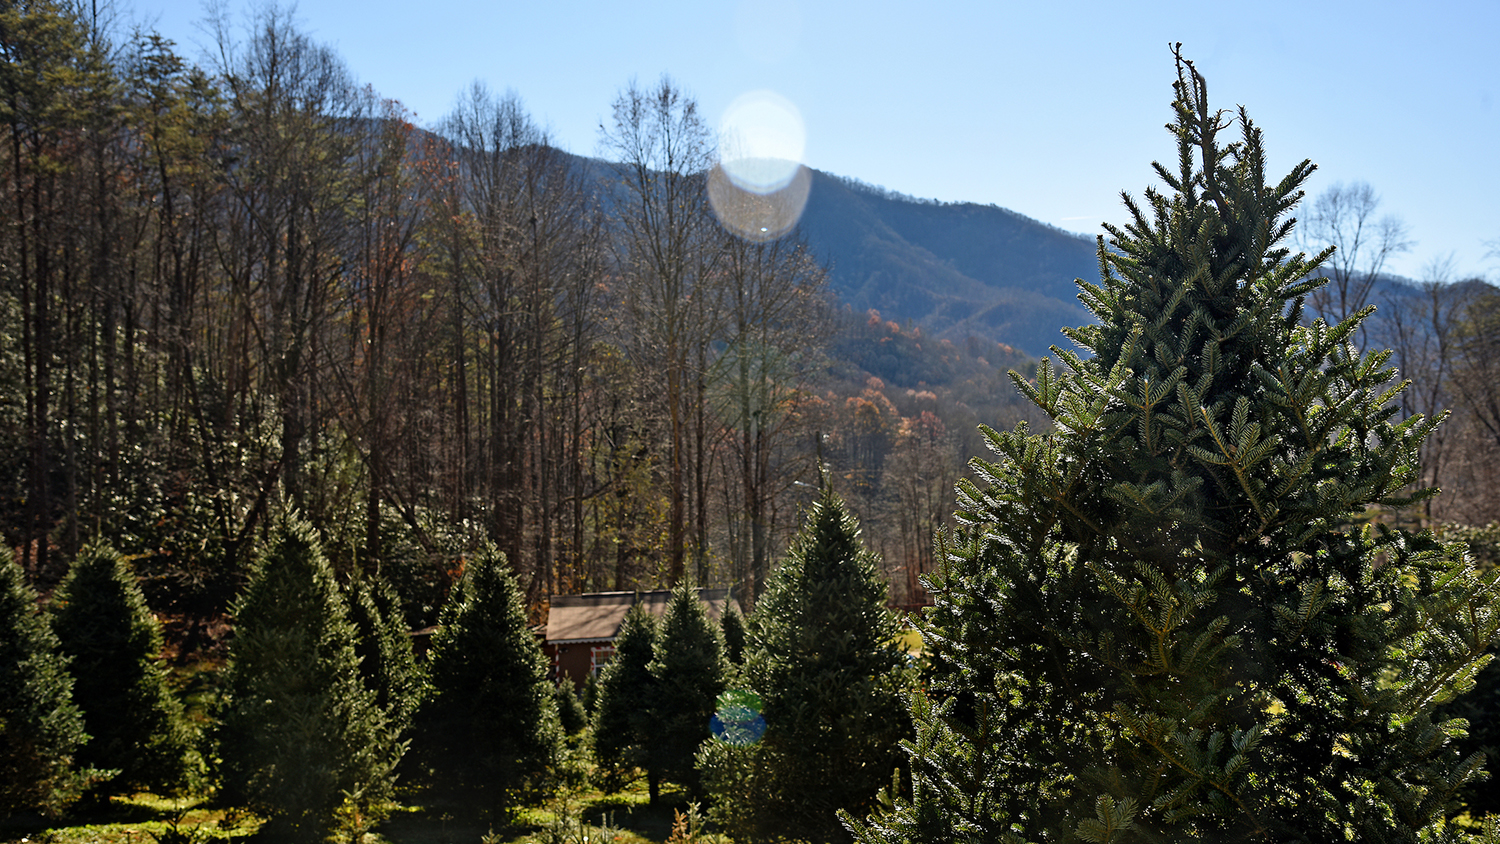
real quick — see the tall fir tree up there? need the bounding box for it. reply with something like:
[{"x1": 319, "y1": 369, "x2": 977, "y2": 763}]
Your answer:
[
  {"x1": 345, "y1": 575, "x2": 424, "y2": 739},
  {"x1": 646, "y1": 582, "x2": 730, "y2": 802},
  {"x1": 50, "y1": 542, "x2": 192, "y2": 796},
  {"x1": 847, "y1": 50, "x2": 1500, "y2": 843},
  {"x1": 591, "y1": 598, "x2": 658, "y2": 792},
  {"x1": 702, "y1": 489, "x2": 911, "y2": 843},
  {"x1": 0, "y1": 548, "x2": 90, "y2": 816},
  {"x1": 214, "y1": 518, "x2": 399, "y2": 841},
  {"x1": 415, "y1": 545, "x2": 562, "y2": 804}
]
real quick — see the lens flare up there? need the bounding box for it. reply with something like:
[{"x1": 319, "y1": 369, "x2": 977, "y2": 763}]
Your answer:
[
  {"x1": 719, "y1": 90, "x2": 805, "y2": 193},
  {"x1": 712, "y1": 90, "x2": 810, "y2": 241},
  {"x1": 708, "y1": 163, "x2": 811, "y2": 242},
  {"x1": 711, "y1": 688, "x2": 767, "y2": 746}
]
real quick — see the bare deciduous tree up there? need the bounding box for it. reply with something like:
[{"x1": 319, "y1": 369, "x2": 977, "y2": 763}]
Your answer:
[
  {"x1": 712, "y1": 233, "x2": 829, "y2": 605},
  {"x1": 1300, "y1": 180, "x2": 1412, "y2": 344},
  {"x1": 1379, "y1": 256, "x2": 1469, "y2": 524},
  {"x1": 600, "y1": 76, "x2": 720, "y2": 585}
]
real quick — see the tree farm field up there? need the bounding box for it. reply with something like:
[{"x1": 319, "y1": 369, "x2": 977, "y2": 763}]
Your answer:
[{"x1": 4, "y1": 780, "x2": 724, "y2": 844}]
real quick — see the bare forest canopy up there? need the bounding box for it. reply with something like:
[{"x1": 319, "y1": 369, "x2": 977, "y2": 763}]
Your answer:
[{"x1": 0, "y1": 2, "x2": 1052, "y2": 633}]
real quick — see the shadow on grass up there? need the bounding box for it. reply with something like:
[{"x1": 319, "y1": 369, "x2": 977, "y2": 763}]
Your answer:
[
  {"x1": 0, "y1": 793, "x2": 261, "y2": 844},
  {"x1": 373, "y1": 777, "x2": 712, "y2": 844}
]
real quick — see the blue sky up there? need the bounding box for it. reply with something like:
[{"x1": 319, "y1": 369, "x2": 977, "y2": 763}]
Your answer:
[{"x1": 133, "y1": 0, "x2": 1498, "y2": 282}]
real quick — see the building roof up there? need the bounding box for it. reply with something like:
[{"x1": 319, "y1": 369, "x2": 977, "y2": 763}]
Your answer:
[{"x1": 545, "y1": 588, "x2": 737, "y2": 644}]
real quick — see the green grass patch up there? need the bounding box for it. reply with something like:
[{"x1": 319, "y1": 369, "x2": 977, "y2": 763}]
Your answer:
[{"x1": 0, "y1": 794, "x2": 263, "y2": 843}]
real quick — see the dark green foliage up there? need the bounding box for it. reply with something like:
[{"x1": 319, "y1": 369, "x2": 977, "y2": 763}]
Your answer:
[
  {"x1": 720, "y1": 596, "x2": 747, "y2": 666},
  {"x1": 415, "y1": 545, "x2": 562, "y2": 803},
  {"x1": 582, "y1": 671, "x2": 600, "y2": 715},
  {"x1": 1436, "y1": 523, "x2": 1500, "y2": 815},
  {"x1": 645, "y1": 582, "x2": 730, "y2": 801},
  {"x1": 214, "y1": 518, "x2": 399, "y2": 841},
  {"x1": 554, "y1": 682, "x2": 588, "y2": 736},
  {"x1": 703, "y1": 490, "x2": 911, "y2": 843},
  {"x1": 847, "y1": 51, "x2": 1500, "y2": 844},
  {"x1": 345, "y1": 575, "x2": 424, "y2": 737},
  {"x1": 1437, "y1": 522, "x2": 1500, "y2": 570},
  {"x1": 592, "y1": 600, "x2": 657, "y2": 791},
  {"x1": 363, "y1": 506, "x2": 476, "y2": 630},
  {"x1": 50, "y1": 542, "x2": 192, "y2": 796},
  {"x1": 0, "y1": 548, "x2": 89, "y2": 816}
]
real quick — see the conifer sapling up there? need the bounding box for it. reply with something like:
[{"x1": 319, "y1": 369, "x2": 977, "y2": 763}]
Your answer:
[
  {"x1": 705, "y1": 489, "x2": 911, "y2": 844},
  {"x1": 645, "y1": 582, "x2": 730, "y2": 802},
  {"x1": 0, "y1": 548, "x2": 91, "y2": 816},
  {"x1": 214, "y1": 517, "x2": 399, "y2": 841},
  {"x1": 592, "y1": 598, "x2": 659, "y2": 792},
  {"x1": 416, "y1": 544, "x2": 562, "y2": 804},
  {"x1": 50, "y1": 541, "x2": 192, "y2": 796}
]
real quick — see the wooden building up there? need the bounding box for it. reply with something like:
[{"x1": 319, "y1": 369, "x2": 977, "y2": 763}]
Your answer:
[{"x1": 542, "y1": 588, "x2": 739, "y2": 689}]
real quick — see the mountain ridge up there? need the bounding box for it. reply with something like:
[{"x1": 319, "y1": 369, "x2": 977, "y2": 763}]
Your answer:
[{"x1": 794, "y1": 169, "x2": 1099, "y2": 357}]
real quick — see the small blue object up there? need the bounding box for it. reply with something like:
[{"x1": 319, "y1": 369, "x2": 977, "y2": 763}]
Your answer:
[{"x1": 711, "y1": 711, "x2": 767, "y2": 746}]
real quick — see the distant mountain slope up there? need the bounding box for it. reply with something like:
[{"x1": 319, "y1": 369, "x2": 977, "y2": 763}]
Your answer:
[
  {"x1": 795, "y1": 172, "x2": 1101, "y2": 357},
  {"x1": 567, "y1": 146, "x2": 1102, "y2": 357}
]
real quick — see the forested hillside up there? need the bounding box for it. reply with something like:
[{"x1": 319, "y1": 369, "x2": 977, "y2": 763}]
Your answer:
[
  {"x1": 796, "y1": 172, "x2": 1098, "y2": 356},
  {"x1": 0, "y1": 1, "x2": 1058, "y2": 632}
]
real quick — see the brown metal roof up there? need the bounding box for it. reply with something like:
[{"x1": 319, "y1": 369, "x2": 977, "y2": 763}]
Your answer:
[{"x1": 545, "y1": 588, "x2": 737, "y2": 644}]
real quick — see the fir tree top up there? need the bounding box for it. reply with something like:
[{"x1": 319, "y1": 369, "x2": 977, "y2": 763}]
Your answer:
[
  {"x1": 51, "y1": 543, "x2": 163, "y2": 665},
  {"x1": 976, "y1": 45, "x2": 1431, "y2": 568}
]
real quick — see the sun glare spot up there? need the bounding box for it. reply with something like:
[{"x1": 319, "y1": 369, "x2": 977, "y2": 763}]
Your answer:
[{"x1": 712, "y1": 90, "x2": 810, "y2": 241}]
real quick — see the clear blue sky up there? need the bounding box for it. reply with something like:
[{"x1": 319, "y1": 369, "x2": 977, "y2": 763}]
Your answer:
[{"x1": 132, "y1": 0, "x2": 1498, "y2": 282}]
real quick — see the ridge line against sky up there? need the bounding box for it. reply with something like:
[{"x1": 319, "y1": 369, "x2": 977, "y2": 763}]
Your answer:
[{"x1": 133, "y1": 0, "x2": 1498, "y2": 282}]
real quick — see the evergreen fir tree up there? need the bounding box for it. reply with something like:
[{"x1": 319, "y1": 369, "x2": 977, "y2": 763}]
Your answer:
[
  {"x1": 591, "y1": 599, "x2": 658, "y2": 792},
  {"x1": 645, "y1": 581, "x2": 730, "y2": 802},
  {"x1": 50, "y1": 542, "x2": 192, "y2": 796},
  {"x1": 415, "y1": 545, "x2": 562, "y2": 804},
  {"x1": 214, "y1": 518, "x2": 399, "y2": 841},
  {"x1": 582, "y1": 670, "x2": 600, "y2": 715},
  {"x1": 0, "y1": 548, "x2": 90, "y2": 816},
  {"x1": 554, "y1": 681, "x2": 588, "y2": 736},
  {"x1": 345, "y1": 575, "x2": 424, "y2": 738},
  {"x1": 720, "y1": 594, "x2": 748, "y2": 666},
  {"x1": 703, "y1": 489, "x2": 911, "y2": 843},
  {"x1": 1435, "y1": 523, "x2": 1500, "y2": 816},
  {"x1": 847, "y1": 50, "x2": 1500, "y2": 843}
]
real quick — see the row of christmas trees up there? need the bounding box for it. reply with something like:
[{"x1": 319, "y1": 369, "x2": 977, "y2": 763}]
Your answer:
[
  {"x1": 589, "y1": 490, "x2": 915, "y2": 843},
  {"x1": 1, "y1": 487, "x2": 918, "y2": 843}
]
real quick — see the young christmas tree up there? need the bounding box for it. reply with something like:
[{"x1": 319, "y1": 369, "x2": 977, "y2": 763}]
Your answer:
[
  {"x1": 415, "y1": 545, "x2": 561, "y2": 804},
  {"x1": 214, "y1": 518, "x2": 399, "y2": 841},
  {"x1": 846, "y1": 49, "x2": 1500, "y2": 843},
  {"x1": 345, "y1": 575, "x2": 424, "y2": 739},
  {"x1": 50, "y1": 542, "x2": 192, "y2": 796},
  {"x1": 554, "y1": 680, "x2": 589, "y2": 736},
  {"x1": 591, "y1": 598, "x2": 659, "y2": 792},
  {"x1": 0, "y1": 548, "x2": 90, "y2": 816},
  {"x1": 702, "y1": 489, "x2": 911, "y2": 843},
  {"x1": 720, "y1": 594, "x2": 748, "y2": 666},
  {"x1": 645, "y1": 581, "x2": 730, "y2": 802}
]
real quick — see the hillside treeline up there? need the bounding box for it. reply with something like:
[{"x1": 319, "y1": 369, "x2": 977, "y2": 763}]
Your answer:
[
  {"x1": 0, "y1": 0, "x2": 802, "y2": 618},
  {"x1": 0, "y1": 0, "x2": 1049, "y2": 626}
]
